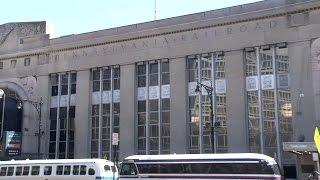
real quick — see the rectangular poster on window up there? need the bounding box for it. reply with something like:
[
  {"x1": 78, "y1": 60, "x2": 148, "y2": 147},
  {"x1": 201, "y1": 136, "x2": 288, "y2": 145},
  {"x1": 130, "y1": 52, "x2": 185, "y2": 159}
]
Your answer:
[
  {"x1": 137, "y1": 87, "x2": 147, "y2": 100},
  {"x1": 215, "y1": 79, "x2": 226, "y2": 94},
  {"x1": 278, "y1": 74, "x2": 290, "y2": 89},
  {"x1": 261, "y1": 74, "x2": 274, "y2": 90},
  {"x1": 161, "y1": 85, "x2": 170, "y2": 98},
  {"x1": 246, "y1": 76, "x2": 258, "y2": 91},
  {"x1": 149, "y1": 86, "x2": 159, "y2": 100}
]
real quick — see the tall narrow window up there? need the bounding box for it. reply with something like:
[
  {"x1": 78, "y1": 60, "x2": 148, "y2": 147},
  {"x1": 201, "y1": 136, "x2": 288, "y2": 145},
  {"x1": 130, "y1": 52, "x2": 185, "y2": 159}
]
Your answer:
[
  {"x1": 49, "y1": 72, "x2": 77, "y2": 159},
  {"x1": 90, "y1": 66, "x2": 121, "y2": 160},
  {"x1": 10, "y1": 60, "x2": 17, "y2": 68},
  {"x1": 136, "y1": 60, "x2": 170, "y2": 155},
  {"x1": 24, "y1": 58, "x2": 31, "y2": 66},
  {"x1": 187, "y1": 52, "x2": 227, "y2": 153},
  {"x1": 245, "y1": 44, "x2": 293, "y2": 165}
]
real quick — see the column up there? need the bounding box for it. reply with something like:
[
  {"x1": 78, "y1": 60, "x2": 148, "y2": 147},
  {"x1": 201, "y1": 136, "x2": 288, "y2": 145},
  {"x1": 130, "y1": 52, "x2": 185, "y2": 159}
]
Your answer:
[
  {"x1": 36, "y1": 75, "x2": 50, "y2": 158},
  {"x1": 119, "y1": 64, "x2": 135, "y2": 160},
  {"x1": 170, "y1": 57, "x2": 187, "y2": 153},
  {"x1": 225, "y1": 50, "x2": 248, "y2": 152},
  {"x1": 289, "y1": 41, "x2": 314, "y2": 141},
  {"x1": 74, "y1": 70, "x2": 90, "y2": 158}
]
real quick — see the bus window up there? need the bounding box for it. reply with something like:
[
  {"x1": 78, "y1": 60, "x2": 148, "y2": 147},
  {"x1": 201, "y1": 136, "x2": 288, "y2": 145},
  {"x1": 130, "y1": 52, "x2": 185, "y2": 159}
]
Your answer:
[
  {"x1": 88, "y1": 168, "x2": 95, "y2": 175},
  {"x1": 64, "y1": 165, "x2": 71, "y2": 175},
  {"x1": 22, "y1": 166, "x2": 29, "y2": 176},
  {"x1": 56, "y1": 165, "x2": 63, "y2": 175},
  {"x1": 120, "y1": 163, "x2": 137, "y2": 175},
  {"x1": 0, "y1": 167, "x2": 7, "y2": 176},
  {"x1": 31, "y1": 166, "x2": 40, "y2": 176},
  {"x1": 80, "y1": 165, "x2": 86, "y2": 175},
  {"x1": 7, "y1": 167, "x2": 14, "y2": 176},
  {"x1": 104, "y1": 165, "x2": 111, "y2": 172},
  {"x1": 44, "y1": 166, "x2": 52, "y2": 175},
  {"x1": 15, "y1": 166, "x2": 22, "y2": 176},
  {"x1": 73, "y1": 165, "x2": 79, "y2": 175}
]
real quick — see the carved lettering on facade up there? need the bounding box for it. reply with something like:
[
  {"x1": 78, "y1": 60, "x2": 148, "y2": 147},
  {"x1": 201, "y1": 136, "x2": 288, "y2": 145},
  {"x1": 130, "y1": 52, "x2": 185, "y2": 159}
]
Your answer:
[{"x1": 56, "y1": 19, "x2": 281, "y2": 61}]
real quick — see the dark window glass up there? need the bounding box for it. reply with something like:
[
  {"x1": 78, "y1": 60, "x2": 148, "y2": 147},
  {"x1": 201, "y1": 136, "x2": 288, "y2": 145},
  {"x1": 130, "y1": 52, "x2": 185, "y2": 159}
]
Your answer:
[
  {"x1": 64, "y1": 165, "x2": 71, "y2": 175},
  {"x1": 50, "y1": 132, "x2": 56, "y2": 141},
  {"x1": 113, "y1": 68, "x2": 120, "y2": 78},
  {"x1": 23, "y1": 166, "x2": 29, "y2": 176},
  {"x1": 71, "y1": 73, "x2": 77, "y2": 83},
  {"x1": 49, "y1": 142, "x2": 56, "y2": 153},
  {"x1": 56, "y1": 166, "x2": 63, "y2": 175},
  {"x1": 103, "y1": 80, "x2": 111, "y2": 91},
  {"x1": 0, "y1": 167, "x2": 7, "y2": 176},
  {"x1": 162, "y1": 99, "x2": 170, "y2": 111},
  {"x1": 162, "y1": 62, "x2": 169, "y2": 72},
  {"x1": 88, "y1": 168, "x2": 95, "y2": 175},
  {"x1": 44, "y1": 166, "x2": 52, "y2": 175},
  {"x1": 138, "y1": 101, "x2": 146, "y2": 112},
  {"x1": 31, "y1": 166, "x2": 40, "y2": 175},
  {"x1": 61, "y1": 85, "x2": 68, "y2": 95},
  {"x1": 73, "y1": 165, "x2": 79, "y2": 175},
  {"x1": 50, "y1": 74, "x2": 59, "y2": 84},
  {"x1": 162, "y1": 73, "x2": 169, "y2": 85},
  {"x1": 150, "y1": 100, "x2": 158, "y2": 111},
  {"x1": 80, "y1": 165, "x2": 87, "y2": 175},
  {"x1": 120, "y1": 163, "x2": 138, "y2": 175},
  {"x1": 51, "y1": 86, "x2": 58, "y2": 96},
  {"x1": 93, "y1": 81, "x2": 100, "y2": 92},
  {"x1": 59, "y1": 107, "x2": 67, "y2": 118},
  {"x1": 69, "y1": 106, "x2": 76, "y2": 118},
  {"x1": 137, "y1": 65, "x2": 146, "y2": 75},
  {"x1": 61, "y1": 74, "x2": 68, "y2": 84},
  {"x1": 50, "y1": 120, "x2": 57, "y2": 130},
  {"x1": 50, "y1": 108, "x2": 57, "y2": 120},
  {"x1": 114, "y1": 79, "x2": 120, "y2": 90},
  {"x1": 59, "y1": 142, "x2": 66, "y2": 153},
  {"x1": 103, "y1": 69, "x2": 111, "y2": 79},
  {"x1": 150, "y1": 63, "x2": 158, "y2": 73},
  {"x1": 71, "y1": 84, "x2": 76, "y2": 94},
  {"x1": 93, "y1": 70, "x2": 100, "y2": 80},
  {"x1": 138, "y1": 76, "x2": 146, "y2": 87},
  {"x1": 15, "y1": 166, "x2": 22, "y2": 176},
  {"x1": 149, "y1": 74, "x2": 158, "y2": 86},
  {"x1": 7, "y1": 167, "x2": 14, "y2": 176}
]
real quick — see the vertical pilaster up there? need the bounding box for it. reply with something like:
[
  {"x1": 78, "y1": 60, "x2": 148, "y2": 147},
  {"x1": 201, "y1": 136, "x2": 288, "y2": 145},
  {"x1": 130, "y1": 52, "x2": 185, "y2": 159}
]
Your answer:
[
  {"x1": 289, "y1": 41, "x2": 314, "y2": 141},
  {"x1": 75, "y1": 70, "x2": 90, "y2": 158},
  {"x1": 119, "y1": 64, "x2": 135, "y2": 160},
  {"x1": 37, "y1": 75, "x2": 50, "y2": 158},
  {"x1": 170, "y1": 57, "x2": 187, "y2": 153},
  {"x1": 225, "y1": 50, "x2": 248, "y2": 152}
]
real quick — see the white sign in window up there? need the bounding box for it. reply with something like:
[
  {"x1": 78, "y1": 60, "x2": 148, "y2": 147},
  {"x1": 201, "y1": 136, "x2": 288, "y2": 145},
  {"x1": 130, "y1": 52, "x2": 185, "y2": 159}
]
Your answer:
[
  {"x1": 246, "y1": 76, "x2": 258, "y2": 91},
  {"x1": 215, "y1": 79, "x2": 226, "y2": 94},
  {"x1": 261, "y1": 74, "x2": 274, "y2": 90}
]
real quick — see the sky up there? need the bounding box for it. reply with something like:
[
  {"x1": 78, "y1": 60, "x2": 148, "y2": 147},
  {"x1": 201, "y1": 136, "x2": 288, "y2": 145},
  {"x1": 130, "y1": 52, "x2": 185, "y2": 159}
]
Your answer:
[{"x1": 1, "y1": 0, "x2": 261, "y2": 38}]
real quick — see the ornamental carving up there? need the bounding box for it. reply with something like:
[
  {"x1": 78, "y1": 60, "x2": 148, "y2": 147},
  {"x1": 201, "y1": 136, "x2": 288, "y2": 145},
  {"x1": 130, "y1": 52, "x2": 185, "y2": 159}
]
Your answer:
[{"x1": 312, "y1": 38, "x2": 320, "y2": 64}]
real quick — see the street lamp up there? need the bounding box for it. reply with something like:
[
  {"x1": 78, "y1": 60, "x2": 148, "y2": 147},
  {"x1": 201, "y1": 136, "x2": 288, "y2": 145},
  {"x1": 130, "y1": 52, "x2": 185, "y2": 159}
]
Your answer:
[
  {"x1": 195, "y1": 82, "x2": 220, "y2": 153},
  {"x1": 17, "y1": 97, "x2": 43, "y2": 159},
  {"x1": 0, "y1": 89, "x2": 5, "y2": 140}
]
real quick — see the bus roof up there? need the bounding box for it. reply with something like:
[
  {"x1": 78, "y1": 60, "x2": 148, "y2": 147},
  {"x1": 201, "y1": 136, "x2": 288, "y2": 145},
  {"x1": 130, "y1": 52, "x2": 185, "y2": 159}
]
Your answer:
[
  {"x1": 0, "y1": 159, "x2": 113, "y2": 165},
  {"x1": 124, "y1": 153, "x2": 276, "y2": 163}
]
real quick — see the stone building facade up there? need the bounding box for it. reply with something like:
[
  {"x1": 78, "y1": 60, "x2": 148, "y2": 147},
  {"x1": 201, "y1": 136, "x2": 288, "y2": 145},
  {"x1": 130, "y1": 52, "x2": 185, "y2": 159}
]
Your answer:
[{"x1": 1, "y1": 0, "x2": 320, "y2": 178}]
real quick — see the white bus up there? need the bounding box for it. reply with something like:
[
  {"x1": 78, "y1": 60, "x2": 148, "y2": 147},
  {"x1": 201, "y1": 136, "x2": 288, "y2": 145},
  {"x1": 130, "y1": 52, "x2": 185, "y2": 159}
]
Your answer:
[
  {"x1": 119, "y1": 153, "x2": 282, "y2": 180},
  {"x1": 0, "y1": 158, "x2": 118, "y2": 180}
]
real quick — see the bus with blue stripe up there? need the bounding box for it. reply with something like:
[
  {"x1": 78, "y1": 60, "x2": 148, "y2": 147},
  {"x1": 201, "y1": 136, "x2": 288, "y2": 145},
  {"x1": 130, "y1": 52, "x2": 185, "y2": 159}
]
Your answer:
[{"x1": 0, "y1": 159, "x2": 118, "y2": 180}]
